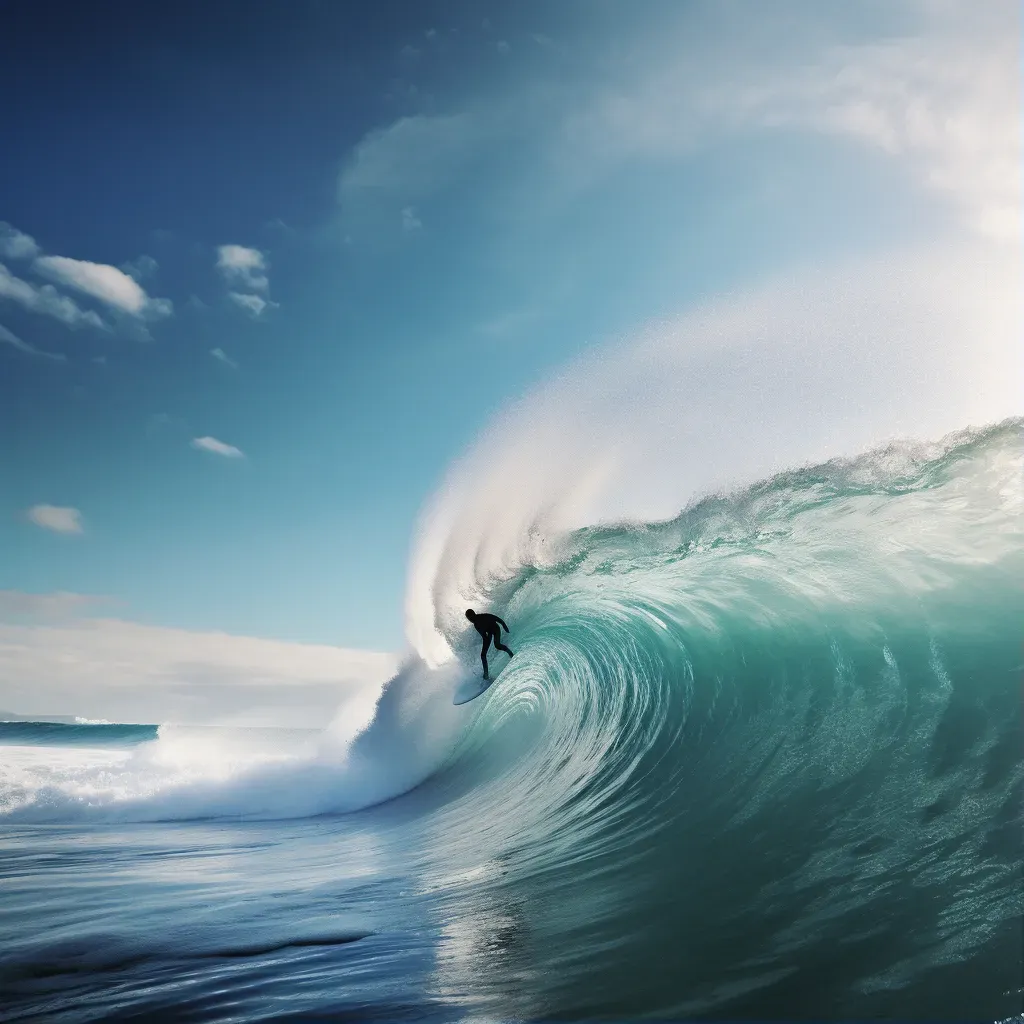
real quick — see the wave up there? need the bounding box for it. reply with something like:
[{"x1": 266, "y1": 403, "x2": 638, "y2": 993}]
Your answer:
[
  {"x1": 0, "y1": 721, "x2": 158, "y2": 746},
  {"x1": 2, "y1": 245, "x2": 1020, "y2": 866},
  {"x1": 2, "y1": 420, "x2": 1020, "y2": 842}
]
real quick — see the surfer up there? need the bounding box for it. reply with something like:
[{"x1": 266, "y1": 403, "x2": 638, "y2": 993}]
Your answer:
[{"x1": 465, "y1": 609, "x2": 514, "y2": 679}]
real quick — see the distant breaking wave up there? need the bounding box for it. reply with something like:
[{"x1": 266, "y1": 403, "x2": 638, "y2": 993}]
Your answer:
[{"x1": 0, "y1": 721, "x2": 157, "y2": 746}]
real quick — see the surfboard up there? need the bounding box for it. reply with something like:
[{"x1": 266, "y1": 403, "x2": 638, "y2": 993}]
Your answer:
[{"x1": 453, "y1": 667, "x2": 505, "y2": 706}]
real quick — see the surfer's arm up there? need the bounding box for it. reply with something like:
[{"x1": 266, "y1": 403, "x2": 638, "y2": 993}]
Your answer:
[{"x1": 495, "y1": 617, "x2": 509, "y2": 632}]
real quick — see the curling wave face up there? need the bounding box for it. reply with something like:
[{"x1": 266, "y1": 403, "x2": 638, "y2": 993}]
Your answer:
[
  {"x1": 423, "y1": 419, "x2": 1024, "y2": 865},
  {"x1": 403, "y1": 420, "x2": 1023, "y2": 1012}
]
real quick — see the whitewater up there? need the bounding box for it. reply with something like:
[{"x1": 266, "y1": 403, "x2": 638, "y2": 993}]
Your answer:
[{"x1": 2, "y1": 247, "x2": 1021, "y2": 1020}]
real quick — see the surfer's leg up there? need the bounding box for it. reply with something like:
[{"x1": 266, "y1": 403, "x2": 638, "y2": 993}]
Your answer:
[
  {"x1": 481, "y1": 635, "x2": 492, "y2": 679},
  {"x1": 495, "y1": 639, "x2": 514, "y2": 658}
]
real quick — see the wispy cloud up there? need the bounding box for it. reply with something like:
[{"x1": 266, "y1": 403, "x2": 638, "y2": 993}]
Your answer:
[
  {"x1": 121, "y1": 254, "x2": 158, "y2": 281},
  {"x1": 26, "y1": 504, "x2": 83, "y2": 534},
  {"x1": 228, "y1": 292, "x2": 268, "y2": 317},
  {"x1": 0, "y1": 264, "x2": 106, "y2": 329},
  {"x1": 0, "y1": 223, "x2": 173, "y2": 334},
  {"x1": 0, "y1": 323, "x2": 65, "y2": 361},
  {"x1": 808, "y1": 30, "x2": 1018, "y2": 241},
  {"x1": 0, "y1": 615, "x2": 398, "y2": 727},
  {"x1": 561, "y1": 5, "x2": 1019, "y2": 241},
  {"x1": 146, "y1": 411, "x2": 187, "y2": 436},
  {"x1": 401, "y1": 206, "x2": 423, "y2": 231},
  {"x1": 338, "y1": 112, "x2": 482, "y2": 201},
  {"x1": 191, "y1": 436, "x2": 244, "y2": 458},
  {"x1": 217, "y1": 245, "x2": 274, "y2": 316},
  {"x1": 477, "y1": 307, "x2": 540, "y2": 338},
  {"x1": 336, "y1": 110, "x2": 509, "y2": 236},
  {"x1": 335, "y1": 2, "x2": 1018, "y2": 244},
  {"x1": 216, "y1": 245, "x2": 269, "y2": 292},
  {"x1": 35, "y1": 255, "x2": 172, "y2": 318},
  {"x1": 0, "y1": 590, "x2": 105, "y2": 621},
  {"x1": 0, "y1": 222, "x2": 39, "y2": 260},
  {"x1": 545, "y1": 2, "x2": 1019, "y2": 244},
  {"x1": 210, "y1": 347, "x2": 238, "y2": 368}
]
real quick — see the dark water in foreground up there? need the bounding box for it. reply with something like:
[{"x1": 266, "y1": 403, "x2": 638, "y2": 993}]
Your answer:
[{"x1": 2, "y1": 792, "x2": 1021, "y2": 1021}]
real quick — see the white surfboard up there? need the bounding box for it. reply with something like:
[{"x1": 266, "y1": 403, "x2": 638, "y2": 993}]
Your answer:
[{"x1": 452, "y1": 664, "x2": 507, "y2": 706}]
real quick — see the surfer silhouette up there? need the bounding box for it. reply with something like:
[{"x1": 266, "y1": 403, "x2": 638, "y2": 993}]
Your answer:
[{"x1": 465, "y1": 609, "x2": 514, "y2": 680}]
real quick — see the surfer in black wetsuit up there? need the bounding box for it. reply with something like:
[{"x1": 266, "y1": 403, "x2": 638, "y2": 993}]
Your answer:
[{"x1": 465, "y1": 609, "x2": 514, "y2": 680}]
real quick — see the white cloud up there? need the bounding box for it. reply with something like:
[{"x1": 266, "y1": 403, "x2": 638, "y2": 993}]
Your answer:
[
  {"x1": 814, "y1": 32, "x2": 1018, "y2": 241},
  {"x1": 558, "y1": 2, "x2": 1020, "y2": 241},
  {"x1": 0, "y1": 263, "x2": 106, "y2": 329},
  {"x1": 191, "y1": 436, "x2": 244, "y2": 458},
  {"x1": 26, "y1": 504, "x2": 83, "y2": 534},
  {"x1": 401, "y1": 206, "x2": 423, "y2": 231},
  {"x1": 228, "y1": 292, "x2": 268, "y2": 317},
  {"x1": 217, "y1": 246, "x2": 275, "y2": 315},
  {"x1": 210, "y1": 347, "x2": 238, "y2": 368},
  {"x1": 34, "y1": 255, "x2": 172, "y2": 318},
  {"x1": 0, "y1": 323, "x2": 65, "y2": 361},
  {"x1": 0, "y1": 614, "x2": 398, "y2": 727},
  {"x1": 0, "y1": 222, "x2": 39, "y2": 260},
  {"x1": 216, "y1": 245, "x2": 269, "y2": 292}
]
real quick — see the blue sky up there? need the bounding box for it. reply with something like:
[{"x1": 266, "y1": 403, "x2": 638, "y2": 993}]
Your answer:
[{"x1": 0, "y1": 0, "x2": 1016, "y2": 668}]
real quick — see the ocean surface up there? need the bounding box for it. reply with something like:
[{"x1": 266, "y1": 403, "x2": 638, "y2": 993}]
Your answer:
[{"x1": 1, "y1": 420, "x2": 1022, "y2": 1021}]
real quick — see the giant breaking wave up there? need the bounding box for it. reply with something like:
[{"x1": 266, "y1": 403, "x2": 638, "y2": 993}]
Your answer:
[{"x1": 3, "y1": 252, "x2": 1021, "y2": 984}]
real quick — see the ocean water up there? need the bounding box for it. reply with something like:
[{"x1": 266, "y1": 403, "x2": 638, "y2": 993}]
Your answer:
[{"x1": 1, "y1": 420, "x2": 1022, "y2": 1021}]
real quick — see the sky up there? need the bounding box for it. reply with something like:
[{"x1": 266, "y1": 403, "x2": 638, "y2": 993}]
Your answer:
[{"x1": 0, "y1": 0, "x2": 1018, "y2": 722}]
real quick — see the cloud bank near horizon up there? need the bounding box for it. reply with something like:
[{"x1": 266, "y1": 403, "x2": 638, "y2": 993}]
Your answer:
[{"x1": 0, "y1": 598, "x2": 398, "y2": 727}]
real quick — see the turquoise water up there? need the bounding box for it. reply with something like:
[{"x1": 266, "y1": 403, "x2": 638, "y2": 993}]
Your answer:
[
  {"x1": 0, "y1": 722, "x2": 159, "y2": 746},
  {"x1": 1, "y1": 421, "x2": 1021, "y2": 1020}
]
